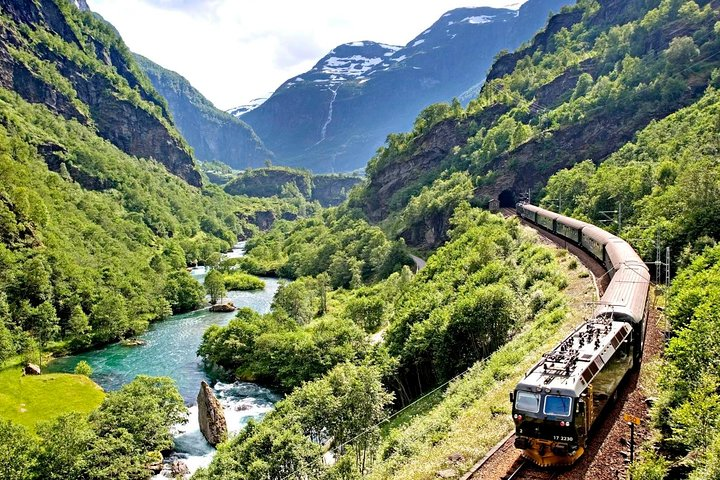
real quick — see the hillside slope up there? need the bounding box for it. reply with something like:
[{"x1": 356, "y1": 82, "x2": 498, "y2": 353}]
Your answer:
[
  {"x1": 241, "y1": 0, "x2": 572, "y2": 173},
  {"x1": 0, "y1": 0, "x2": 201, "y2": 185},
  {"x1": 0, "y1": 0, "x2": 299, "y2": 363},
  {"x1": 352, "y1": 0, "x2": 720, "y2": 249},
  {"x1": 136, "y1": 54, "x2": 275, "y2": 170}
]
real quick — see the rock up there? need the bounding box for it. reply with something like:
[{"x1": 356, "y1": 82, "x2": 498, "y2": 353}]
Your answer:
[
  {"x1": 24, "y1": 363, "x2": 41, "y2": 375},
  {"x1": 147, "y1": 461, "x2": 163, "y2": 474},
  {"x1": 209, "y1": 302, "x2": 236, "y2": 313},
  {"x1": 171, "y1": 460, "x2": 190, "y2": 476},
  {"x1": 121, "y1": 338, "x2": 146, "y2": 346},
  {"x1": 447, "y1": 452, "x2": 465, "y2": 463},
  {"x1": 437, "y1": 468, "x2": 457, "y2": 478},
  {"x1": 197, "y1": 381, "x2": 227, "y2": 446}
]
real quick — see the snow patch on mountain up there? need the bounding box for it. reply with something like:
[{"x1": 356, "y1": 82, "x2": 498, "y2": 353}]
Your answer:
[
  {"x1": 412, "y1": 39, "x2": 425, "y2": 47},
  {"x1": 227, "y1": 96, "x2": 269, "y2": 117},
  {"x1": 323, "y1": 55, "x2": 382, "y2": 76},
  {"x1": 462, "y1": 15, "x2": 496, "y2": 24}
]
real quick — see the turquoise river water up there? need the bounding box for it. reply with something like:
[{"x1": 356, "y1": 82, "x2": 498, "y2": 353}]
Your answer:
[{"x1": 47, "y1": 243, "x2": 281, "y2": 476}]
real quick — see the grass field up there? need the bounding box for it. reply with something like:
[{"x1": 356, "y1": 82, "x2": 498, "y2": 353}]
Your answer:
[{"x1": 0, "y1": 366, "x2": 105, "y2": 432}]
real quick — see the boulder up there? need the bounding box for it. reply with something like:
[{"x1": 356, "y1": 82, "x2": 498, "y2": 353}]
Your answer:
[
  {"x1": 209, "y1": 302, "x2": 236, "y2": 313},
  {"x1": 24, "y1": 363, "x2": 41, "y2": 375},
  {"x1": 197, "y1": 381, "x2": 227, "y2": 446},
  {"x1": 170, "y1": 460, "x2": 190, "y2": 476}
]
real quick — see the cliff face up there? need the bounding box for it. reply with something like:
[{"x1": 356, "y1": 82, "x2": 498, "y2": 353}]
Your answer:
[
  {"x1": 0, "y1": 0, "x2": 201, "y2": 186},
  {"x1": 223, "y1": 167, "x2": 362, "y2": 207},
  {"x1": 136, "y1": 54, "x2": 275, "y2": 170}
]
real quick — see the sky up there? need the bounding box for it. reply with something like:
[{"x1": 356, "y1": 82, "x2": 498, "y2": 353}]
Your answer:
[{"x1": 87, "y1": 0, "x2": 527, "y2": 111}]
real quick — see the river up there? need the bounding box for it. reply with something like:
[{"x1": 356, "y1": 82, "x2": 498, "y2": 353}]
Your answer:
[{"x1": 47, "y1": 243, "x2": 281, "y2": 476}]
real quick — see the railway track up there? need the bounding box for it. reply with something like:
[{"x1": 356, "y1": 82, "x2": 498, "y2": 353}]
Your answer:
[{"x1": 505, "y1": 459, "x2": 559, "y2": 480}]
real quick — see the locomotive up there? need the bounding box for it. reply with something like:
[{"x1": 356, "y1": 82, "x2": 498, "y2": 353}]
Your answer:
[{"x1": 509, "y1": 203, "x2": 651, "y2": 466}]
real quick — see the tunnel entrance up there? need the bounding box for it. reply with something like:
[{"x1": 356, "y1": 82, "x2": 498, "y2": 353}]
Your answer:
[{"x1": 499, "y1": 189, "x2": 516, "y2": 208}]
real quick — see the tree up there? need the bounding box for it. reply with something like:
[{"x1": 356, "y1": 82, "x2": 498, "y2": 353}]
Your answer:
[
  {"x1": 164, "y1": 270, "x2": 205, "y2": 313},
  {"x1": 272, "y1": 279, "x2": 318, "y2": 325},
  {"x1": 345, "y1": 296, "x2": 385, "y2": 332},
  {"x1": 204, "y1": 269, "x2": 226, "y2": 305},
  {"x1": 665, "y1": 36, "x2": 699, "y2": 68},
  {"x1": 68, "y1": 304, "x2": 91, "y2": 348},
  {"x1": 0, "y1": 420, "x2": 37, "y2": 480},
  {"x1": 75, "y1": 360, "x2": 93, "y2": 376},
  {"x1": 91, "y1": 293, "x2": 129, "y2": 343},
  {"x1": 91, "y1": 375, "x2": 187, "y2": 453},
  {"x1": 36, "y1": 413, "x2": 96, "y2": 480}
]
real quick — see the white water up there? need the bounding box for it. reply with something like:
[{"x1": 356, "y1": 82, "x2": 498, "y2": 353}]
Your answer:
[
  {"x1": 156, "y1": 382, "x2": 279, "y2": 477},
  {"x1": 316, "y1": 85, "x2": 339, "y2": 144}
]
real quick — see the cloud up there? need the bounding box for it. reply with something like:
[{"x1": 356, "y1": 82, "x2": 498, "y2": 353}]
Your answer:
[{"x1": 87, "y1": 0, "x2": 529, "y2": 109}]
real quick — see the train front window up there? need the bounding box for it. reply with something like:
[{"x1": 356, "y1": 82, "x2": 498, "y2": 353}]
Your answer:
[
  {"x1": 544, "y1": 395, "x2": 572, "y2": 417},
  {"x1": 515, "y1": 391, "x2": 541, "y2": 413}
]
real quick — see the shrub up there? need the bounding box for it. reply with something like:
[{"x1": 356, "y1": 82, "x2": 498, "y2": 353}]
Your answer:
[
  {"x1": 222, "y1": 272, "x2": 265, "y2": 291},
  {"x1": 74, "y1": 361, "x2": 93, "y2": 377}
]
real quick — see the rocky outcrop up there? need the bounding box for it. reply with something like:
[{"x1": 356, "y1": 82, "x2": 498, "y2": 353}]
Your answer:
[
  {"x1": 170, "y1": 460, "x2": 190, "y2": 477},
  {"x1": 209, "y1": 303, "x2": 236, "y2": 313},
  {"x1": 24, "y1": 363, "x2": 41, "y2": 375},
  {"x1": 224, "y1": 167, "x2": 361, "y2": 207},
  {"x1": 0, "y1": 0, "x2": 201, "y2": 186},
  {"x1": 197, "y1": 381, "x2": 227, "y2": 446},
  {"x1": 224, "y1": 168, "x2": 312, "y2": 198},
  {"x1": 311, "y1": 175, "x2": 363, "y2": 207}
]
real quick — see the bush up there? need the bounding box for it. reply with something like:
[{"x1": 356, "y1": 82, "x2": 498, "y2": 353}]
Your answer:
[
  {"x1": 222, "y1": 272, "x2": 265, "y2": 291},
  {"x1": 74, "y1": 361, "x2": 93, "y2": 377}
]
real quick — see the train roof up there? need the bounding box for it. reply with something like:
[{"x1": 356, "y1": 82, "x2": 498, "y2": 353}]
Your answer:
[
  {"x1": 594, "y1": 263, "x2": 650, "y2": 324},
  {"x1": 581, "y1": 224, "x2": 617, "y2": 245},
  {"x1": 555, "y1": 214, "x2": 589, "y2": 230},
  {"x1": 516, "y1": 318, "x2": 633, "y2": 397}
]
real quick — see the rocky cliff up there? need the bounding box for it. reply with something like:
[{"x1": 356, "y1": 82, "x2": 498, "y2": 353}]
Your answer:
[
  {"x1": 136, "y1": 54, "x2": 274, "y2": 170},
  {"x1": 224, "y1": 167, "x2": 362, "y2": 207},
  {"x1": 197, "y1": 381, "x2": 227, "y2": 447},
  {"x1": 0, "y1": 0, "x2": 201, "y2": 186}
]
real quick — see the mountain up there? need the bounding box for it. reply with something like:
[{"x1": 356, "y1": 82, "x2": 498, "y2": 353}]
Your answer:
[
  {"x1": 240, "y1": 0, "x2": 573, "y2": 173},
  {"x1": 348, "y1": 0, "x2": 720, "y2": 250},
  {"x1": 136, "y1": 55, "x2": 275, "y2": 170},
  {"x1": 0, "y1": 0, "x2": 201, "y2": 186}
]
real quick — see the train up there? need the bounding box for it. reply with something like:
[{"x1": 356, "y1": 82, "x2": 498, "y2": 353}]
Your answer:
[{"x1": 509, "y1": 203, "x2": 651, "y2": 467}]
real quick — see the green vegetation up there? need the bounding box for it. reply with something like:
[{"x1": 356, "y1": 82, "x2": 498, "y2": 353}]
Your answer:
[
  {"x1": 73, "y1": 360, "x2": 92, "y2": 377},
  {"x1": 224, "y1": 166, "x2": 363, "y2": 207},
  {"x1": 0, "y1": 375, "x2": 186, "y2": 480},
  {"x1": 0, "y1": 88, "x2": 295, "y2": 360},
  {"x1": 630, "y1": 246, "x2": 720, "y2": 479},
  {"x1": 541, "y1": 83, "x2": 720, "y2": 267},
  {"x1": 197, "y1": 207, "x2": 575, "y2": 476},
  {"x1": 222, "y1": 272, "x2": 265, "y2": 291},
  {"x1": 195, "y1": 362, "x2": 392, "y2": 480},
  {"x1": 240, "y1": 206, "x2": 412, "y2": 283},
  {"x1": 0, "y1": 366, "x2": 104, "y2": 433}
]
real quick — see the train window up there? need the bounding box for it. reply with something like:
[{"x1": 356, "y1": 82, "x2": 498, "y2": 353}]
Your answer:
[
  {"x1": 544, "y1": 395, "x2": 572, "y2": 417},
  {"x1": 515, "y1": 391, "x2": 541, "y2": 413}
]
